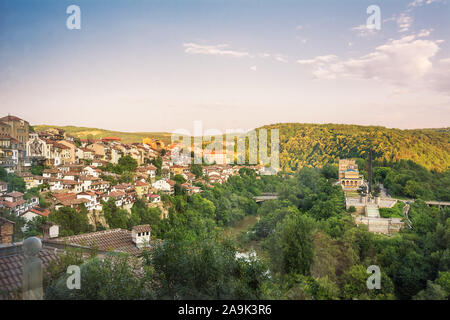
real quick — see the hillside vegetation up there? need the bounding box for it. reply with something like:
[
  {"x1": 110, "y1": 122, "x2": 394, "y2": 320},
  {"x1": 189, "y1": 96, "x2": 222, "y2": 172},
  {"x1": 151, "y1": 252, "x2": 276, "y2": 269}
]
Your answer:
[
  {"x1": 33, "y1": 125, "x2": 173, "y2": 144},
  {"x1": 261, "y1": 123, "x2": 449, "y2": 172}
]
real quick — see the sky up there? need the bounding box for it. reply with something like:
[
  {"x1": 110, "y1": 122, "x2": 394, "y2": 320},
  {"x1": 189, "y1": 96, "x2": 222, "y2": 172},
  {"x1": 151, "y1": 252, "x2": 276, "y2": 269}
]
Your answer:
[{"x1": 0, "y1": 0, "x2": 449, "y2": 133}]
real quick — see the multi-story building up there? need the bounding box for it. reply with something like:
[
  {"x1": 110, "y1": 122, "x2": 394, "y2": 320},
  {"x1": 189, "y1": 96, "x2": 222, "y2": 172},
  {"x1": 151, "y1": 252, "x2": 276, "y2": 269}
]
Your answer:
[
  {"x1": 0, "y1": 191, "x2": 39, "y2": 216},
  {"x1": 0, "y1": 136, "x2": 20, "y2": 172},
  {"x1": 0, "y1": 115, "x2": 29, "y2": 145},
  {"x1": 26, "y1": 133, "x2": 47, "y2": 158},
  {"x1": 44, "y1": 141, "x2": 72, "y2": 166},
  {"x1": 338, "y1": 159, "x2": 365, "y2": 190},
  {"x1": 57, "y1": 140, "x2": 77, "y2": 163}
]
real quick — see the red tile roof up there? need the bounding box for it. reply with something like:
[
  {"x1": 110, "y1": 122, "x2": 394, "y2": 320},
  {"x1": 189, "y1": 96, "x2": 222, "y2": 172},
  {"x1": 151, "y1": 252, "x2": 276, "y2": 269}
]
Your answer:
[
  {"x1": 6, "y1": 192, "x2": 24, "y2": 198},
  {"x1": 0, "y1": 115, "x2": 27, "y2": 122},
  {"x1": 47, "y1": 229, "x2": 155, "y2": 255},
  {"x1": 135, "y1": 180, "x2": 149, "y2": 187},
  {"x1": 1, "y1": 200, "x2": 26, "y2": 208},
  {"x1": 166, "y1": 179, "x2": 176, "y2": 186},
  {"x1": 26, "y1": 206, "x2": 50, "y2": 217},
  {"x1": 0, "y1": 246, "x2": 59, "y2": 300},
  {"x1": 132, "y1": 225, "x2": 151, "y2": 233}
]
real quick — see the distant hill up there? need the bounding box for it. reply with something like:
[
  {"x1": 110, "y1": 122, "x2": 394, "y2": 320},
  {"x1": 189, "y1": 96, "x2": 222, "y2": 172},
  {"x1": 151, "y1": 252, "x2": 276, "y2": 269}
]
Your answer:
[
  {"x1": 34, "y1": 123, "x2": 450, "y2": 172},
  {"x1": 260, "y1": 123, "x2": 450, "y2": 172},
  {"x1": 33, "y1": 125, "x2": 173, "y2": 144}
]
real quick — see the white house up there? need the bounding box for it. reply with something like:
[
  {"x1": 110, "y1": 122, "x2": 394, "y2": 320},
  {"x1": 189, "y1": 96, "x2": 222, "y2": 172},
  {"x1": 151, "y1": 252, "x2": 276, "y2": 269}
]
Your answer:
[
  {"x1": 152, "y1": 179, "x2": 173, "y2": 194},
  {"x1": 20, "y1": 207, "x2": 51, "y2": 231},
  {"x1": 48, "y1": 179, "x2": 63, "y2": 191},
  {"x1": 149, "y1": 194, "x2": 161, "y2": 203},
  {"x1": 76, "y1": 191, "x2": 98, "y2": 211},
  {"x1": 83, "y1": 166, "x2": 101, "y2": 178}
]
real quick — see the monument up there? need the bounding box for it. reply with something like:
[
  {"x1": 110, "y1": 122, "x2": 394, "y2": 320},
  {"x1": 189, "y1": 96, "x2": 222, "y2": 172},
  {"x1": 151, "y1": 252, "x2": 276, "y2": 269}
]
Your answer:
[{"x1": 22, "y1": 237, "x2": 44, "y2": 300}]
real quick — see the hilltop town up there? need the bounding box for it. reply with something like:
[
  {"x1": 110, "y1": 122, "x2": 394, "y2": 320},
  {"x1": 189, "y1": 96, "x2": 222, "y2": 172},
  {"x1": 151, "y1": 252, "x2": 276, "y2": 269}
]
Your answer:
[{"x1": 0, "y1": 114, "x2": 274, "y2": 229}]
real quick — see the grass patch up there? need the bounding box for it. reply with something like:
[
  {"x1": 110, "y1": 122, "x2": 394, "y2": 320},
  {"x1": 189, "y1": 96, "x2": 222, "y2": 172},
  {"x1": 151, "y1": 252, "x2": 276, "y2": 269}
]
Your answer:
[{"x1": 379, "y1": 201, "x2": 405, "y2": 218}]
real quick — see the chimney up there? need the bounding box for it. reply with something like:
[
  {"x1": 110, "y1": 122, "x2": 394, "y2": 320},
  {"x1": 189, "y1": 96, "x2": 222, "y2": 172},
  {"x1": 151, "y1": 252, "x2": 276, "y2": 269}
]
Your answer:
[
  {"x1": 0, "y1": 217, "x2": 15, "y2": 245},
  {"x1": 368, "y1": 150, "x2": 373, "y2": 195},
  {"x1": 131, "y1": 225, "x2": 151, "y2": 248},
  {"x1": 42, "y1": 222, "x2": 59, "y2": 239}
]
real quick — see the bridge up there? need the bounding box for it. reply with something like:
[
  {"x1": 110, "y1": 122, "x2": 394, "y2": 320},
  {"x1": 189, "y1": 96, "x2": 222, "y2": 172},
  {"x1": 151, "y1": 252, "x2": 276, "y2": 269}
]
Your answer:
[
  {"x1": 254, "y1": 193, "x2": 279, "y2": 203},
  {"x1": 398, "y1": 199, "x2": 450, "y2": 207},
  {"x1": 425, "y1": 201, "x2": 450, "y2": 207}
]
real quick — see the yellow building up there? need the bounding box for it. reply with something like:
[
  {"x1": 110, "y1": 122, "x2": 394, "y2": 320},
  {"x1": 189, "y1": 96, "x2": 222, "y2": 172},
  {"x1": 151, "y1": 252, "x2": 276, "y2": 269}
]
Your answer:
[
  {"x1": 338, "y1": 159, "x2": 364, "y2": 190},
  {"x1": 18, "y1": 172, "x2": 34, "y2": 189},
  {"x1": 135, "y1": 180, "x2": 150, "y2": 198},
  {"x1": 0, "y1": 115, "x2": 30, "y2": 145},
  {"x1": 58, "y1": 140, "x2": 77, "y2": 164},
  {"x1": 170, "y1": 165, "x2": 185, "y2": 176}
]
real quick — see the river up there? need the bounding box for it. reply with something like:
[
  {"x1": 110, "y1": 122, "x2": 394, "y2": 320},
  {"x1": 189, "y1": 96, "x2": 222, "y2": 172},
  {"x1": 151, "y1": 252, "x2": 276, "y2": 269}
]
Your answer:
[{"x1": 224, "y1": 215, "x2": 260, "y2": 238}]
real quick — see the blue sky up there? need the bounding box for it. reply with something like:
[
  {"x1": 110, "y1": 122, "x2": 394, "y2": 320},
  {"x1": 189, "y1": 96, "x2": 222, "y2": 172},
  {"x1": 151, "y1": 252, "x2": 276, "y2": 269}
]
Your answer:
[{"x1": 0, "y1": 0, "x2": 449, "y2": 132}]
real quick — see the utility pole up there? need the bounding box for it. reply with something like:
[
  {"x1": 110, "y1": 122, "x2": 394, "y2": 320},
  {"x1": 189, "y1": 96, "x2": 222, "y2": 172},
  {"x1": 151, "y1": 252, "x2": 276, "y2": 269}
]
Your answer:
[{"x1": 368, "y1": 149, "x2": 373, "y2": 195}]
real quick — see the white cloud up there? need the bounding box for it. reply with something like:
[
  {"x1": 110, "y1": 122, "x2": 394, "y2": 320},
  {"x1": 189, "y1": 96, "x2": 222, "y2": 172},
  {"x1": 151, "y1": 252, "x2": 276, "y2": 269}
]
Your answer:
[
  {"x1": 183, "y1": 43, "x2": 288, "y2": 63},
  {"x1": 297, "y1": 55, "x2": 339, "y2": 65},
  {"x1": 417, "y1": 28, "x2": 434, "y2": 37},
  {"x1": 427, "y1": 58, "x2": 450, "y2": 94},
  {"x1": 408, "y1": 0, "x2": 442, "y2": 8},
  {"x1": 250, "y1": 66, "x2": 257, "y2": 72},
  {"x1": 350, "y1": 24, "x2": 379, "y2": 37},
  {"x1": 183, "y1": 43, "x2": 252, "y2": 58},
  {"x1": 274, "y1": 54, "x2": 288, "y2": 63},
  {"x1": 258, "y1": 53, "x2": 271, "y2": 58},
  {"x1": 397, "y1": 13, "x2": 413, "y2": 32},
  {"x1": 296, "y1": 35, "x2": 442, "y2": 86}
]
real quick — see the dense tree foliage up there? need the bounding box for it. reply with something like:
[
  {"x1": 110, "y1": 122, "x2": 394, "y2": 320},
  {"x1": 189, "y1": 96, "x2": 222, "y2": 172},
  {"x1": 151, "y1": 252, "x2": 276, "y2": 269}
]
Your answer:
[
  {"x1": 49, "y1": 205, "x2": 93, "y2": 236},
  {"x1": 374, "y1": 160, "x2": 450, "y2": 200},
  {"x1": 100, "y1": 155, "x2": 138, "y2": 175},
  {"x1": 43, "y1": 164, "x2": 449, "y2": 300},
  {"x1": 259, "y1": 123, "x2": 449, "y2": 172},
  {"x1": 0, "y1": 167, "x2": 26, "y2": 193}
]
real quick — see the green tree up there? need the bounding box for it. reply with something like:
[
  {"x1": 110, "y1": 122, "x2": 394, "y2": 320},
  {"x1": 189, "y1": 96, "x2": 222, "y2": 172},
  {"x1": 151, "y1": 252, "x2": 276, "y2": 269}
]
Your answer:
[
  {"x1": 46, "y1": 254, "x2": 153, "y2": 299},
  {"x1": 118, "y1": 155, "x2": 138, "y2": 173},
  {"x1": 341, "y1": 264, "x2": 395, "y2": 300},
  {"x1": 6, "y1": 174, "x2": 26, "y2": 193},
  {"x1": 190, "y1": 164, "x2": 203, "y2": 178},
  {"x1": 151, "y1": 237, "x2": 269, "y2": 299},
  {"x1": 102, "y1": 198, "x2": 129, "y2": 229},
  {"x1": 0, "y1": 167, "x2": 7, "y2": 181},
  {"x1": 49, "y1": 205, "x2": 92, "y2": 236},
  {"x1": 435, "y1": 271, "x2": 450, "y2": 299},
  {"x1": 321, "y1": 164, "x2": 338, "y2": 180},
  {"x1": 172, "y1": 174, "x2": 186, "y2": 184},
  {"x1": 119, "y1": 171, "x2": 134, "y2": 184},
  {"x1": 404, "y1": 180, "x2": 422, "y2": 198},
  {"x1": 30, "y1": 165, "x2": 45, "y2": 176},
  {"x1": 268, "y1": 213, "x2": 316, "y2": 275},
  {"x1": 413, "y1": 280, "x2": 447, "y2": 300}
]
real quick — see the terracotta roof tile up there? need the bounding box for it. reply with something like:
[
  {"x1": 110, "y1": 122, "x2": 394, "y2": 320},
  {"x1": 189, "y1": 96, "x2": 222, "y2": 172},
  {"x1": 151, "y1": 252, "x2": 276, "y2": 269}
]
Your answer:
[{"x1": 0, "y1": 246, "x2": 59, "y2": 299}]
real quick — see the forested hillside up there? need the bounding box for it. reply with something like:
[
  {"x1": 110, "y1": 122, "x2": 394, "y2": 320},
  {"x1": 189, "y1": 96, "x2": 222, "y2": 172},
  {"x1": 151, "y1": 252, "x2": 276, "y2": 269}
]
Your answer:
[
  {"x1": 260, "y1": 123, "x2": 449, "y2": 172},
  {"x1": 33, "y1": 125, "x2": 173, "y2": 144}
]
